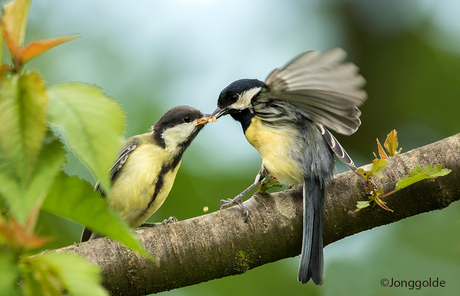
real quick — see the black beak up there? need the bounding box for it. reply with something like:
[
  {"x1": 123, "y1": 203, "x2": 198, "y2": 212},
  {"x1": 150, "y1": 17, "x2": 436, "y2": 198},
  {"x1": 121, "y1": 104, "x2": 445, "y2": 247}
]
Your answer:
[{"x1": 211, "y1": 107, "x2": 229, "y2": 119}]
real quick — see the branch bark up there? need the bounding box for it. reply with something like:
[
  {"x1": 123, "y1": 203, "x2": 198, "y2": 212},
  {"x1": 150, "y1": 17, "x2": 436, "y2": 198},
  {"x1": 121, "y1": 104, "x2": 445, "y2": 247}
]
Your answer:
[{"x1": 55, "y1": 133, "x2": 460, "y2": 296}]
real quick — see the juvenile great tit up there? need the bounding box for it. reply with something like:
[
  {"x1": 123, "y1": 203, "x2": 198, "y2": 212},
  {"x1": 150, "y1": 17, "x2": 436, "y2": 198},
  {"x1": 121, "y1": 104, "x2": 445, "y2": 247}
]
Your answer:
[
  {"x1": 211, "y1": 48, "x2": 367, "y2": 285},
  {"x1": 81, "y1": 105, "x2": 212, "y2": 242}
]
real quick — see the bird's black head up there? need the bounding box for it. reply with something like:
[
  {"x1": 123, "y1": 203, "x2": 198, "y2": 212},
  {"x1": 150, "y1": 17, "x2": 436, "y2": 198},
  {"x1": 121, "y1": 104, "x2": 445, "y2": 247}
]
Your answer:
[
  {"x1": 212, "y1": 79, "x2": 265, "y2": 119},
  {"x1": 152, "y1": 105, "x2": 208, "y2": 149}
]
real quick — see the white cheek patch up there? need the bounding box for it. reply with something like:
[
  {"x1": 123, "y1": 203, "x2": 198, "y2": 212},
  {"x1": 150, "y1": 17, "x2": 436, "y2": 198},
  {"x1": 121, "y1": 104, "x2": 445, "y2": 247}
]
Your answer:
[
  {"x1": 230, "y1": 87, "x2": 262, "y2": 110},
  {"x1": 162, "y1": 122, "x2": 196, "y2": 150}
]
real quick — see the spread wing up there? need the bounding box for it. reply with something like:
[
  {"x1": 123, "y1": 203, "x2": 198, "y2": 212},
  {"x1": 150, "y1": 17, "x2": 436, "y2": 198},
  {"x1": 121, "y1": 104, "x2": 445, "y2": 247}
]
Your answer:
[
  {"x1": 94, "y1": 137, "x2": 139, "y2": 196},
  {"x1": 262, "y1": 48, "x2": 367, "y2": 135},
  {"x1": 315, "y1": 123, "x2": 356, "y2": 171}
]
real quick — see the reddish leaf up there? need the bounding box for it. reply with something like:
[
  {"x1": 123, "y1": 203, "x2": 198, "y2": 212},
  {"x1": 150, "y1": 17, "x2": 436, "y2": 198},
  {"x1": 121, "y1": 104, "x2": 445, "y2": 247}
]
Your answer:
[
  {"x1": 1, "y1": 0, "x2": 31, "y2": 67},
  {"x1": 376, "y1": 138, "x2": 388, "y2": 159},
  {"x1": 2, "y1": 27, "x2": 22, "y2": 66},
  {"x1": 21, "y1": 35, "x2": 80, "y2": 64},
  {"x1": 384, "y1": 129, "x2": 402, "y2": 157},
  {"x1": 0, "y1": 216, "x2": 51, "y2": 252}
]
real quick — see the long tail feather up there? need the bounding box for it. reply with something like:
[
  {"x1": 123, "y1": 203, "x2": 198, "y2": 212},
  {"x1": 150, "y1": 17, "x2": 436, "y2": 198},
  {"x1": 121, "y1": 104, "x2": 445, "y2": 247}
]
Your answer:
[{"x1": 298, "y1": 177, "x2": 324, "y2": 285}]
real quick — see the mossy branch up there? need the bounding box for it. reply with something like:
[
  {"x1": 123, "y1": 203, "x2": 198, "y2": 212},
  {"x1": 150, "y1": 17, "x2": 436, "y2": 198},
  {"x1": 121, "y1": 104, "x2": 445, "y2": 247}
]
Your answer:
[{"x1": 52, "y1": 133, "x2": 460, "y2": 296}]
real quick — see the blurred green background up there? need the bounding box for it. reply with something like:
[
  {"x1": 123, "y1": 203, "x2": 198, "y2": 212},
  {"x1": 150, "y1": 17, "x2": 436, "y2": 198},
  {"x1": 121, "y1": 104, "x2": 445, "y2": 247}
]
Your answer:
[{"x1": 13, "y1": 0, "x2": 460, "y2": 295}]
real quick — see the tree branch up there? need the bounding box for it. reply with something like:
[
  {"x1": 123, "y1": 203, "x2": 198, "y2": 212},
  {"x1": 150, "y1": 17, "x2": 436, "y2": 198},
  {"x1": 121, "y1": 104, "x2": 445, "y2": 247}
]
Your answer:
[{"x1": 54, "y1": 133, "x2": 460, "y2": 296}]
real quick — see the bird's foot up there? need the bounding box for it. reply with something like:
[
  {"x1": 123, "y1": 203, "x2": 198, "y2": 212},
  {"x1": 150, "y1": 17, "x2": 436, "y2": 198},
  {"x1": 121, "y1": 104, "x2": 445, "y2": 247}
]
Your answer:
[
  {"x1": 161, "y1": 216, "x2": 178, "y2": 225},
  {"x1": 257, "y1": 175, "x2": 282, "y2": 194},
  {"x1": 139, "y1": 216, "x2": 178, "y2": 228},
  {"x1": 220, "y1": 195, "x2": 249, "y2": 221}
]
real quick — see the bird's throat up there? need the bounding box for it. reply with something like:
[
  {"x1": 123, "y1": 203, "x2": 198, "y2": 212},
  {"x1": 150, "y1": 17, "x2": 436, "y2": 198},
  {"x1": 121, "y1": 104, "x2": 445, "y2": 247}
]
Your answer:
[{"x1": 231, "y1": 109, "x2": 254, "y2": 133}]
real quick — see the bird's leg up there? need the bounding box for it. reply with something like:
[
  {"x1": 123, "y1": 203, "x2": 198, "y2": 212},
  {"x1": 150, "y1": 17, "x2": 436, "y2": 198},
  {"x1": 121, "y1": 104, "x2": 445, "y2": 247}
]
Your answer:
[
  {"x1": 139, "y1": 216, "x2": 178, "y2": 227},
  {"x1": 220, "y1": 167, "x2": 268, "y2": 220}
]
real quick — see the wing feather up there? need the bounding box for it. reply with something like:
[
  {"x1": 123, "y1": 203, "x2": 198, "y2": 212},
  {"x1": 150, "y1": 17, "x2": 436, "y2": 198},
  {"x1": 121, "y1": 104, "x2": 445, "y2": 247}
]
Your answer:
[
  {"x1": 263, "y1": 48, "x2": 367, "y2": 135},
  {"x1": 94, "y1": 137, "x2": 139, "y2": 196}
]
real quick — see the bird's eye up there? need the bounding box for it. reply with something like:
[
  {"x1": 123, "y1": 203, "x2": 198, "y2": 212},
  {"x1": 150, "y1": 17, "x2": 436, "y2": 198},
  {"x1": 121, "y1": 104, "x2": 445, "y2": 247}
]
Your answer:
[
  {"x1": 232, "y1": 94, "x2": 239, "y2": 100},
  {"x1": 183, "y1": 115, "x2": 191, "y2": 123}
]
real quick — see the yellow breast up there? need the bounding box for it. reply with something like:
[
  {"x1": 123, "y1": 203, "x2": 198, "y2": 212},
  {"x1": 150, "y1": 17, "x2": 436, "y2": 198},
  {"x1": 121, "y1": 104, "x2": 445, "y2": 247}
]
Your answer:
[
  {"x1": 244, "y1": 116, "x2": 303, "y2": 185},
  {"x1": 108, "y1": 143, "x2": 180, "y2": 228}
]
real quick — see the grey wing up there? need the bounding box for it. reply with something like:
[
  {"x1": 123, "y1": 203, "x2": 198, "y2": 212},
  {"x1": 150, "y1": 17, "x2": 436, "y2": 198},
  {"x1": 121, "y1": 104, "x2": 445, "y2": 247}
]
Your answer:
[
  {"x1": 94, "y1": 138, "x2": 139, "y2": 196},
  {"x1": 263, "y1": 48, "x2": 367, "y2": 135}
]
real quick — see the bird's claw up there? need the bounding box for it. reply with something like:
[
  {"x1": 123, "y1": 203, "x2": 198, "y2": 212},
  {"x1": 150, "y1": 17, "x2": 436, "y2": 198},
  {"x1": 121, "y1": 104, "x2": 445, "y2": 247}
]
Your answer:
[
  {"x1": 220, "y1": 197, "x2": 249, "y2": 221},
  {"x1": 139, "y1": 216, "x2": 178, "y2": 228},
  {"x1": 161, "y1": 216, "x2": 178, "y2": 225}
]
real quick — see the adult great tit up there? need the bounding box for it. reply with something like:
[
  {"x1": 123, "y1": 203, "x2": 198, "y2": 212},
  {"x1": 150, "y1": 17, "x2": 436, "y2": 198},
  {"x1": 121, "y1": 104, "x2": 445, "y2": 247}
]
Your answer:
[
  {"x1": 211, "y1": 48, "x2": 367, "y2": 285},
  {"x1": 81, "y1": 105, "x2": 212, "y2": 242}
]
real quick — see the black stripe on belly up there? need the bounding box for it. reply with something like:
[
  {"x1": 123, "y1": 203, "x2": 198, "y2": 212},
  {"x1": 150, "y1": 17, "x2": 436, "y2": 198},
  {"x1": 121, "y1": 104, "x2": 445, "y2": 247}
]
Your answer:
[{"x1": 143, "y1": 151, "x2": 184, "y2": 218}]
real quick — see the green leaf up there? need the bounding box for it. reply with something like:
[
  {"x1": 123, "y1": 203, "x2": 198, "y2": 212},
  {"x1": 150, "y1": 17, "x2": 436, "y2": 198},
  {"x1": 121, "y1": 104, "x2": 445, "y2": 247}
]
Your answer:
[
  {"x1": 372, "y1": 158, "x2": 388, "y2": 173},
  {"x1": 0, "y1": 72, "x2": 49, "y2": 185},
  {"x1": 47, "y1": 83, "x2": 125, "y2": 196},
  {"x1": 395, "y1": 164, "x2": 451, "y2": 191},
  {"x1": 0, "y1": 169, "x2": 21, "y2": 218},
  {"x1": 356, "y1": 168, "x2": 369, "y2": 181},
  {"x1": 356, "y1": 201, "x2": 370, "y2": 211},
  {"x1": 0, "y1": 250, "x2": 22, "y2": 296},
  {"x1": 0, "y1": 138, "x2": 65, "y2": 224},
  {"x1": 21, "y1": 252, "x2": 108, "y2": 296},
  {"x1": 356, "y1": 158, "x2": 388, "y2": 181},
  {"x1": 42, "y1": 171, "x2": 149, "y2": 257}
]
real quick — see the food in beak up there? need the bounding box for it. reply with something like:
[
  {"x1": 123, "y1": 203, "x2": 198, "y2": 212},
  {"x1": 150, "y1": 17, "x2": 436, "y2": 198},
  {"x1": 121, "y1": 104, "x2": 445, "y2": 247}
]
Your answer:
[{"x1": 195, "y1": 116, "x2": 217, "y2": 126}]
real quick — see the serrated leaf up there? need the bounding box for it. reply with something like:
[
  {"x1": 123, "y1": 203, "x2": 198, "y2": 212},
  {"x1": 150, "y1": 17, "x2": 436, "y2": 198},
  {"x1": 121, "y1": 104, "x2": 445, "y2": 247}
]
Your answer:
[
  {"x1": 384, "y1": 129, "x2": 401, "y2": 157},
  {"x1": 0, "y1": 72, "x2": 49, "y2": 185},
  {"x1": 1, "y1": 0, "x2": 31, "y2": 52},
  {"x1": 376, "y1": 138, "x2": 388, "y2": 159},
  {"x1": 0, "y1": 138, "x2": 66, "y2": 224},
  {"x1": 42, "y1": 171, "x2": 149, "y2": 257},
  {"x1": 21, "y1": 139, "x2": 66, "y2": 223},
  {"x1": 395, "y1": 164, "x2": 451, "y2": 191},
  {"x1": 21, "y1": 252, "x2": 108, "y2": 296},
  {"x1": 20, "y1": 34, "x2": 80, "y2": 64},
  {"x1": 47, "y1": 83, "x2": 125, "y2": 196}
]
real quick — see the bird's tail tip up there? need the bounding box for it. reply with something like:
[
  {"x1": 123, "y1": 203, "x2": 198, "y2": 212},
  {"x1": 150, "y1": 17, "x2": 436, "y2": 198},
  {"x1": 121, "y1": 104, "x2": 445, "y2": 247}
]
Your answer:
[{"x1": 298, "y1": 264, "x2": 323, "y2": 285}]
